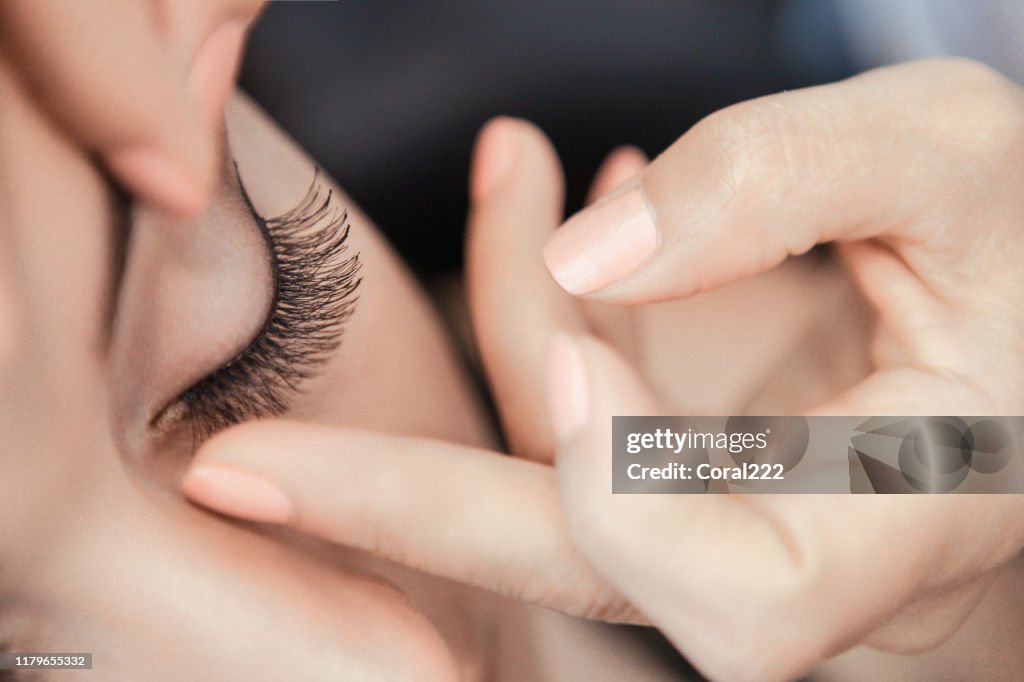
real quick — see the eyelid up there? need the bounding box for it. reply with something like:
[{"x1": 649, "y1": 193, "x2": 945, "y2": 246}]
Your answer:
[{"x1": 151, "y1": 167, "x2": 361, "y2": 445}]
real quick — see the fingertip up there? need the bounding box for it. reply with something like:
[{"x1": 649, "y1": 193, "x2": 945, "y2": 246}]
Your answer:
[
  {"x1": 106, "y1": 144, "x2": 213, "y2": 219},
  {"x1": 558, "y1": 333, "x2": 662, "y2": 433},
  {"x1": 542, "y1": 186, "x2": 658, "y2": 296},
  {"x1": 470, "y1": 116, "x2": 562, "y2": 202},
  {"x1": 546, "y1": 331, "x2": 660, "y2": 450},
  {"x1": 183, "y1": 420, "x2": 306, "y2": 524},
  {"x1": 588, "y1": 145, "x2": 648, "y2": 203},
  {"x1": 610, "y1": 145, "x2": 649, "y2": 167},
  {"x1": 181, "y1": 462, "x2": 294, "y2": 525},
  {"x1": 470, "y1": 116, "x2": 523, "y2": 201}
]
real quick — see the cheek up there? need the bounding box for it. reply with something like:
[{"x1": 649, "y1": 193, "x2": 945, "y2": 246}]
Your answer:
[{"x1": 34, "y1": 484, "x2": 459, "y2": 681}]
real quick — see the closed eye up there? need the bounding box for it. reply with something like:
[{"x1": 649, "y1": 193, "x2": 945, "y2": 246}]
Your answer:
[{"x1": 150, "y1": 166, "x2": 362, "y2": 446}]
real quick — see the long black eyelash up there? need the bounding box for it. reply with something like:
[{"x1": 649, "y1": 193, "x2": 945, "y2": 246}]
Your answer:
[{"x1": 173, "y1": 169, "x2": 361, "y2": 442}]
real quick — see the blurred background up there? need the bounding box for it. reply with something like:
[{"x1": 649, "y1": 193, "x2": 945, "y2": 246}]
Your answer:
[{"x1": 240, "y1": 0, "x2": 1024, "y2": 279}]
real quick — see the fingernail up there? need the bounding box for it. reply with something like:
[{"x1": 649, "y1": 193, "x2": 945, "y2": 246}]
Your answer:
[
  {"x1": 189, "y1": 19, "x2": 248, "y2": 130},
  {"x1": 471, "y1": 117, "x2": 521, "y2": 200},
  {"x1": 543, "y1": 187, "x2": 657, "y2": 295},
  {"x1": 107, "y1": 146, "x2": 207, "y2": 219},
  {"x1": 547, "y1": 333, "x2": 590, "y2": 442},
  {"x1": 182, "y1": 464, "x2": 292, "y2": 524}
]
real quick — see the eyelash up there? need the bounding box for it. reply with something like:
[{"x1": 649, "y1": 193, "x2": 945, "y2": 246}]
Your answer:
[{"x1": 156, "y1": 168, "x2": 362, "y2": 444}]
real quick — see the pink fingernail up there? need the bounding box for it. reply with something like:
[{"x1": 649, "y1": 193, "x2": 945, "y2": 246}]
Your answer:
[
  {"x1": 107, "y1": 146, "x2": 207, "y2": 219},
  {"x1": 543, "y1": 187, "x2": 657, "y2": 295},
  {"x1": 182, "y1": 464, "x2": 292, "y2": 524},
  {"x1": 547, "y1": 333, "x2": 590, "y2": 442}
]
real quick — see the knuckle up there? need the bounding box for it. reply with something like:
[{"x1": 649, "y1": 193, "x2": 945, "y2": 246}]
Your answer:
[
  {"x1": 687, "y1": 100, "x2": 823, "y2": 259},
  {"x1": 938, "y1": 57, "x2": 1016, "y2": 96},
  {"x1": 516, "y1": 572, "x2": 634, "y2": 622},
  {"x1": 694, "y1": 100, "x2": 802, "y2": 202},
  {"x1": 574, "y1": 584, "x2": 638, "y2": 623},
  {"x1": 923, "y1": 58, "x2": 1024, "y2": 163}
]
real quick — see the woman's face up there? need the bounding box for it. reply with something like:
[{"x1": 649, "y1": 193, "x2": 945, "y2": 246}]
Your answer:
[{"x1": 0, "y1": 57, "x2": 494, "y2": 680}]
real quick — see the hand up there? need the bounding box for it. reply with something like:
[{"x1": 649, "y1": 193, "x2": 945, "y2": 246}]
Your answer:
[
  {"x1": 467, "y1": 123, "x2": 872, "y2": 463},
  {"x1": 178, "y1": 58, "x2": 1024, "y2": 682},
  {"x1": 542, "y1": 58, "x2": 1024, "y2": 414},
  {"x1": 0, "y1": 0, "x2": 262, "y2": 217},
  {"x1": 173, "y1": 116, "x2": 894, "y2": 681},
  {"x1": 535, "y1": 57, "x2": 1024, "y2": 680}
]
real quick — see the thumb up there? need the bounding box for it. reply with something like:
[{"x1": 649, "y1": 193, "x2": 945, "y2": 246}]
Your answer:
[
  {"x1": 0, "y1": 0, "x2": 254, "y2": 217},
  {"x1": 542, "y1": 59, "x2": 1015, "y2": 304}
]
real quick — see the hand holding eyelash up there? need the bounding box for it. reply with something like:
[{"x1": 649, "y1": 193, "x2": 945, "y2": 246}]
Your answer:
[{"x1": 0, "y1": 0, "x2": 262, "y2": 218}]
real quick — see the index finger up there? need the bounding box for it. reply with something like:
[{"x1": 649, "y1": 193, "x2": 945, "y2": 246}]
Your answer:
[{"x1": 181, "y1": 419, "x2": 641, "y2": 624}]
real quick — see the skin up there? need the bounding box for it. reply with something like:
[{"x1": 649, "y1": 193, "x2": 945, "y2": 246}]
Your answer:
[
  {"x1": 0, "y1": 39, "x2": 697, "y2": 681},
  {"x1": 183, "y1": 61, "x2": 1024, "y2": 682},
  {"x1": 0, "y1": 5, "x2": 692, "y2": 679},
  {"x1": 5, "y1": 2, "x2": 1021, "y2": 678},
  {"x1": 0, "y1": 0, "x2": 265, "y2": 218},
  {"x1": 536, "y1": 59, "x2": 1024, "y2": 680},
  {"x1": 0, "y1": 48, "x2": 481, "y2": 676}
]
